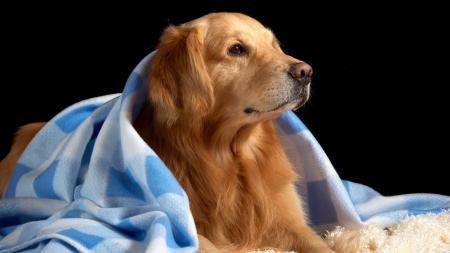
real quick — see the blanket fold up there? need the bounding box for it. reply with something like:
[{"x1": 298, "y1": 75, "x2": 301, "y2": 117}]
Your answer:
[{"x1": 1, "y1": 51, "x2": 449, "y2": 253}]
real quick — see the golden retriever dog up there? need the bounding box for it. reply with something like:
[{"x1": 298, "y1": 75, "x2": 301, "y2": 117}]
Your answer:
[{"x1": 0, "y1": 13, "x2": 336, "y2": 252}]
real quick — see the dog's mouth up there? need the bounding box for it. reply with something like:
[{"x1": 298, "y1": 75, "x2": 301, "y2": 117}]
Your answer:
[
  {"x1": 244, "y1": 88, "x2": 309, "y2": 115},
  {"x1": 244, "y1": 98, "x2": 306, "y2": 115}
]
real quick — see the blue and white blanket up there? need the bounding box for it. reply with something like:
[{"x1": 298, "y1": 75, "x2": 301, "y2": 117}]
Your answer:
[{"x1": 1, "y1": 51, "x2": 449, "y2": 253}]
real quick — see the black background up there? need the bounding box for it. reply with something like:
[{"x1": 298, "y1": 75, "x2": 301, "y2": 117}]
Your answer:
[{"x1": 1, "y1": 3, "x2": 448, "y2": 196}]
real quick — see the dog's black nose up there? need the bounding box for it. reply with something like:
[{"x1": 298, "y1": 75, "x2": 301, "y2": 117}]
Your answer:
[{"x1": 289, "y1": 62, "x2": 313, "y2": 86}]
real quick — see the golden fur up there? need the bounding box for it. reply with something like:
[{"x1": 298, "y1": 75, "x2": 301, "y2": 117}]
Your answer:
[{"x1": 0, "y1": 13, "x2": 336, "y2": 252}]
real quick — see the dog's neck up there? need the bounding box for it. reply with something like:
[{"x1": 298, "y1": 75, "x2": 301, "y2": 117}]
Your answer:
[
  {"x1": 135, "y1": 102, "x2": 262, "y2": 159},
  {"x1": 134, "y1": 101, "x2": 295, "y2": 187}
]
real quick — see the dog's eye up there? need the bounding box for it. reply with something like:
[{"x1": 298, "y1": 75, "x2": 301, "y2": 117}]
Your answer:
[{"x1": 228, "y1": 44, "x2": 244, "y2": 55}]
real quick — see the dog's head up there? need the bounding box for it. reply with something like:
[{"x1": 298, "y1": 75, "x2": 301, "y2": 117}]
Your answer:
[{"x1": 148, "y1": 12, "x2": 312, "y2": 126}]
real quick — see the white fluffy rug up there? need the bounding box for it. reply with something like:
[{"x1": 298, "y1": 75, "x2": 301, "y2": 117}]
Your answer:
[{"x1": 247, "y1": 210, "x2": 450, "y2": 253}]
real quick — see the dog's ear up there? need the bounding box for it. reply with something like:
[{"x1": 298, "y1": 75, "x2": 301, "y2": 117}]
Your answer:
[{"x1": 148, "y1": 23, "x2": 214, "y2": 125}]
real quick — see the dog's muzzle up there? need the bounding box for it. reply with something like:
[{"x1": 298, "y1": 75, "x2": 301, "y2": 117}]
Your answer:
[{"x1": 243, "y1": 62, "x2": 313, "y2": 114}]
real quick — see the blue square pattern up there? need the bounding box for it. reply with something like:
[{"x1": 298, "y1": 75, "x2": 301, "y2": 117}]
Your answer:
[
  {"x1": 58, "y1": 228, "x2": 104, "y2": 250},
  {"x1": 307, "y1": 180, "x2": 338, "y2": 225}
]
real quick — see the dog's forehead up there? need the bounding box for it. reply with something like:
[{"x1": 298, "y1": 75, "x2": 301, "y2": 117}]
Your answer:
[
  {"x1": 214, "y1": 14, "x2": 270, "y2": 35},
  {"x1": 190, "y1": 13, "x2": 275, "y2": 42}
]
